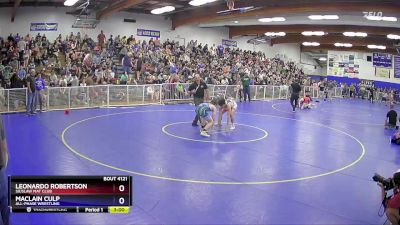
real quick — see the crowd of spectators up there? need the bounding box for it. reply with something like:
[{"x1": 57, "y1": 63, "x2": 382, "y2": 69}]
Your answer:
[{"x1": 0, "y1": 31, "x2": 306, "y2": 90}]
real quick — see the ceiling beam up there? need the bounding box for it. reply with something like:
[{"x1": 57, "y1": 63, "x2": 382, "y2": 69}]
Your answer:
[
  {"x1": 11, "y1": 0, "x2": 22, "y2": 22},
  {"x1": 172, "y1": 2, "x2": 400, "y2": 29},
  {"x1": 229, "y1": 25, "x2": 400, "y2": 38},
  {"x1": 0, "y1": 2, "x2": 65, "y2": 8},
  {"x1": 96, "y1": 0, "x2": 148, "y2": 20},
  {"x1": 270, "y1": 34, "x2": 396, "y2": 46},
  {"x1": 301, "y1": 45, "x2": 397, "y2": 54}
]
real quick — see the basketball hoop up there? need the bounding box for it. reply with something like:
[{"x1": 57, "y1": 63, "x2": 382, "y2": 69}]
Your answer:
[{"x1": 227, "y1": 0, "x2": 235, "y2": 10}]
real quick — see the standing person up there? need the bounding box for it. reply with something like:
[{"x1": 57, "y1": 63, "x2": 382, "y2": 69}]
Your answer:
[
  {"x1": 35, "y1": 73, "x2": 46, "y2": 112},
  {"x1": 188, "y1": 74, "x2": 208, "y2": 126},
  {"x1": 349, "y1": 84, "x2": 356, "y2": 98},
  {"x1": 318, "y1": 79, "x2": 325, "y2": 99},
  {"x1": 0, "y1": 117, "x2": 9, "y2": 225},
  {"x1": 290, "y1": 80, "x2": 301, "y2": 112},
  {"x1": 385, "y1": 104, "x2": 398, "y2": 129},
  {"x1": 368, "y1": 87, "x2": 375, "y2": 103},
  {"x1": 17, "y1": 37, "x2": 26, "y2": 64},
  {"x1": 97, "y1": 30, "x2": 106, "y2": 49},
  {"x1": 121, "y1": 53, "x2": 132, "y2": 74},
  {"x1": 26, "y1": 69, "x2": 37, "y2": 115},
  {"x1": 241, "y1": 73, "x2": 251, "y2": 102}
]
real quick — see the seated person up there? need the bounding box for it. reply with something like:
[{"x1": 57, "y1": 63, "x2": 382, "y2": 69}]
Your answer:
[
  {"x1": 300, "y1": 94, "x2": 313, "y2": 109},
  {"x1": 217, "y1": 97, "x2": 237, "y2": 130},
  {"x1": 392, "y1": 131, "x2": 400, "y2": 145},
  {"x1": 195, "y1": 102, "x2": 217, "y2": 137},
  {"x1": 386, "y1": 105, "x2": 398, "y2": 129}
]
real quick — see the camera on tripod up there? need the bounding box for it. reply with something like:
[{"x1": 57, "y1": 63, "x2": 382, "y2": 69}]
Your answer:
[{"x1": 373, "y1": 172, "x2": 400, "y2": 191}]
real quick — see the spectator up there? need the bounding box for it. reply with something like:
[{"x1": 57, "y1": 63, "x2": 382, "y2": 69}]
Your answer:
[
  {"x1": 97, "y1": 30, "x2": 106, "y2": 49},
  {"x1": 26, "y1": 69, "x2": 36, "y2": 115},
  {"x1": 122, "y1": 53, "x2": 132, "y2": 74},
  {"x1": 241, "y1": 72, "x2": 251, "y2": 102},
  {"x1": 35, "y1": 73, "x2": 46, "y2": 112}
]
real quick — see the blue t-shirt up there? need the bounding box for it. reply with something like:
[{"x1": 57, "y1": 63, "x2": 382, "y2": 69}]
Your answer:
[
  {"x1": 17, "y1": 69, "x2": 26, "y2": 79},
  {"x1": 35, "y1": 78, "x2": 45, "y2": 91}
]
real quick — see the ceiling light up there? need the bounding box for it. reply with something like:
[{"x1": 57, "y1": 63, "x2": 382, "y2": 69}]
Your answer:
[
  {"x1": 319, "y1": 57, "x2": 327, "y2": 61},
  {"x1": 64, "y1": 0, "x2": 80, "y2": 6},
  {"x1": 265, "y1": 32, "x2": 286, "y2": 37},
  {"x1": 151, "y1": 6, "x2": 175, "y2": 14},
  {"x1": 343, "y1": 32, "x2": 367, "y2": 37},
  {"x1": 334, "y1": 43, "x2": 353, "y2": 47},
  {"x1": 383, "y1": 17, "x2": 398, "y2": 22},
  {"x1": 308, "y1": 15, "x2": 339, "y2": 20},
  {"x1": 301, "y1": 31, "x2": 325, "y2": 36},
  {"x1": 233, "y1": 21, "x2": 239, "y2": 24},
  {"x1": 189, "y1": 0, "x2": 218, "y2": 6},
  {"x1": 258, "y1": 17, "x2": 286, "y2": 23},
  {"x1": 388, "y1": 34, "x2": 400, "y2": 40},
  {"x1": 302, "y1": 42, "x2": 320, "y2": 46},
  {"x1": 365, "y1": 15, "x2": 397, "y2": 22},
  {"x1": 367, "y1": 45, "x2": 386, "y2": 50}
]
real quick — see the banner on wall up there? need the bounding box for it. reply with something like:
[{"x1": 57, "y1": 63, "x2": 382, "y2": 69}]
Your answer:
[
  {"x1": 373, "y1": 53, "x2": 392, "y2": 68},
  {"x1": 137, "y1": 29, "x2": 160, "y2": 38},
  {"x1": 30, "y1": 23, "x2": 58, "y2": 32},
  {"x1": 395, "y1": 55, "x2": 400, "y2": 78},
  {"x1": 327, "y1": 51, "x2": 359, "y2": 78},
  {"x1": 360, "y1": 79, "x2": 375, "y2": 87},
  {"x1": 222, "y1": 39, "x2": 237, "y2": 47},
  {"x1": 375, "y1": 67, "x2": 391, "y2": 78}
]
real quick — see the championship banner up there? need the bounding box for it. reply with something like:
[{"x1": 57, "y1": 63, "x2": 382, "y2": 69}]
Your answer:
[
  {"x1": 137, "y1": 29, "x2": 160, "y2": 38},
  {"x1": 375, "y1": 67, "x2": 390, "y2": 78},
  {"x1": 373, "y1": 53, "x2": 392, "y2": 68},
  {"x1": 30, "y1": 23, "x2": 58, "y2": 32},
  {"x1": 222, "y1": 39, "x2": 237, "y2": 47},
  {"x1": 9, "y1": 176, "x2": 132, "y2": 213},
  {"x1": 395, "y1": 55, "x2": 400, "y2": 78}
]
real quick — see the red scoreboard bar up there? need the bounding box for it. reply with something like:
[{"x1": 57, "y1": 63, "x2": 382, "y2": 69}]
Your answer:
[{"x1": 8, "y1": 176, "x2": 132, "y2": 213}]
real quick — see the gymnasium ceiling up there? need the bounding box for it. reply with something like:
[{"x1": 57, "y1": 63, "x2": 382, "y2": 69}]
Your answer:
[{"x1": 2, "y1": 0, "x2": 400, "y2": 55}]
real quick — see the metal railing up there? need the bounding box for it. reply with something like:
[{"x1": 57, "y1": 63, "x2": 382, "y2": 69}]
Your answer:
[{"x1": 0, "y1": 84, "x2": 343, "y2": 114}]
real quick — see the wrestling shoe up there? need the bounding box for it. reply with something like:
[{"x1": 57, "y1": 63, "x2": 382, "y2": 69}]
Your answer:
[{"x1": 200, "y1": 130, "x2": 210, "y2": 137}]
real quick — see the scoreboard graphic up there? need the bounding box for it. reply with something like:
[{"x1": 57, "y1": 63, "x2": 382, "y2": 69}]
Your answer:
[{"x1": 8, "y1": 176, "x2": 132, "y2": 213}]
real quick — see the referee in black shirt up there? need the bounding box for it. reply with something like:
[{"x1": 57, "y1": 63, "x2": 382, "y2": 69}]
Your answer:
[
  {"x1": 386, "y1": 104, "x2": 398, "y2": 129},
  {"x1": 290, "y1": 80, "x2": 302, "y2": 112},
  {"x1": 188, "y1": 74, "x2": 208, "y2": 126}
]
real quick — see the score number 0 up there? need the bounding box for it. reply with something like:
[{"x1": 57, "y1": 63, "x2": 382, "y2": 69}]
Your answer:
[{"x1": 118, "y1": 184, "x2": 126, "y2": 205}]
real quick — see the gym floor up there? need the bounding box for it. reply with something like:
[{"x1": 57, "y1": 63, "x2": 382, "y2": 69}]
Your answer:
[{"x1": 4, "y1": 99, "x2": 395, "y2": 224}]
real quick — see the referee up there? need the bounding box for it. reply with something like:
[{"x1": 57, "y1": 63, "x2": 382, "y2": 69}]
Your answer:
[
  {"x1": 0, "y1": 117, "x2": 9, "y2": 225},
  {"x1": 290, "y1": 80, "x2": 302, "y2": 112},
  {"x1": 188, "y1": 74, "x2": 208, "y2": 126}
]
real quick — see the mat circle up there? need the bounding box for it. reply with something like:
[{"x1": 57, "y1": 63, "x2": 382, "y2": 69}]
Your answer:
[
  {"x1": 61, "y1": 109, "x2": 366, "y2": 185},
  {"x1": 162, "y1": 122, "x2": 269, "y2": 144}
]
